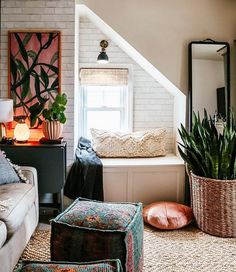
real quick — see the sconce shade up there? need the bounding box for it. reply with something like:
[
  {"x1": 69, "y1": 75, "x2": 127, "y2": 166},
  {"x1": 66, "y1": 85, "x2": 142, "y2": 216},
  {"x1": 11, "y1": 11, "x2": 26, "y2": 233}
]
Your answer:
[
  {"x1": 14, "y1": 119, "x2": 30, "y2": 142},
  {"x1": 97, "y1": 51, "x2": 109, "y2": 64},
  {"x1": 0, "y1": 99, "x2": 13, "y2": 123}
]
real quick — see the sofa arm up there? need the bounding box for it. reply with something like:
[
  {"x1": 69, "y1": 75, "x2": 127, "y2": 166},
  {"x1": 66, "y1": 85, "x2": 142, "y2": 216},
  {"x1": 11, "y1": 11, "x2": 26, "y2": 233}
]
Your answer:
[
  {"x1": 20, "y1": 166, "x2": 39, "y2": 223},
  {"x1": 20, "y1": 166, "x2": 38, "y2": 187}
]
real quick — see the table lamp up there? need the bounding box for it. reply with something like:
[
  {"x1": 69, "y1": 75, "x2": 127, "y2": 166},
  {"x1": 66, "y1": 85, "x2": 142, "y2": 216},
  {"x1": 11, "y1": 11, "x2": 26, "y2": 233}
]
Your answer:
[
  {"x1": 0, "y1": 99, "x2": 13, "y2": 142},
  {"x1": 14, "y1": 116, "x2": 30, "y2": 142}
]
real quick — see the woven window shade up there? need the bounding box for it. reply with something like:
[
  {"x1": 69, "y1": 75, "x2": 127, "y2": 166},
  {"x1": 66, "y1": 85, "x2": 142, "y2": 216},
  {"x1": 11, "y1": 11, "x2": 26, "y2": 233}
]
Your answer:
[{"x1": 80, "y1": 68, "x2": 128, "y2": 86}]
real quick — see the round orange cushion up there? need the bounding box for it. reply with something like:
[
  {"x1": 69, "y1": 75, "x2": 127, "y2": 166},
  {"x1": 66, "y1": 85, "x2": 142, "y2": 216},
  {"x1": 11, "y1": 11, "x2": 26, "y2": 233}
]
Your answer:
[{"x1": 143, "y1": 201, "x2": 193, "y2": 230}]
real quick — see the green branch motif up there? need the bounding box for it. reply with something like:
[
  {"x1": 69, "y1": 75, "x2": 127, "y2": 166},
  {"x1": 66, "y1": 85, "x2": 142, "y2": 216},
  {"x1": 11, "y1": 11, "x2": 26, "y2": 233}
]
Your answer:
[{"x1": 10, "y1": 32, "x2": 60, "y2": 128}]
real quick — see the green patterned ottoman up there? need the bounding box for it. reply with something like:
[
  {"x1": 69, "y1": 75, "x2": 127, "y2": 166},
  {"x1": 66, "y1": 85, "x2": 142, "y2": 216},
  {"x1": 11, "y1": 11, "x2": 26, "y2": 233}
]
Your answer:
[
  {"x1": 51, "y1": 198, "x2": 143, "y2": 272},
  {"x1": 17, "y1": 259, "x2": 122, "y2": 271}
]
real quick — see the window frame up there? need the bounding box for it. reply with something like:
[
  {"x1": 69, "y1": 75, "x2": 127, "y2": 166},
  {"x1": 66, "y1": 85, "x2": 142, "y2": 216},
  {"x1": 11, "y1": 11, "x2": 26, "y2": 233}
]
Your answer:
[{"x1": 79, "y1": 65, "x2": 133, "y2": 138}]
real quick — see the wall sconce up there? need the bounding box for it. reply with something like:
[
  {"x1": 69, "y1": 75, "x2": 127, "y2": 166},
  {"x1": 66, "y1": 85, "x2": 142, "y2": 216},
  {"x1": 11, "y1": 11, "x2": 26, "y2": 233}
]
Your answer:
[
  {"x1": 97, "y1": 40, "x2": 109, "y2": 64},
  {"x1": 14, "y1": 116, "x2": 30, "y2": 142},
  {"x1": 0, "y1": 99, "x2": 13, "y2": 142}
]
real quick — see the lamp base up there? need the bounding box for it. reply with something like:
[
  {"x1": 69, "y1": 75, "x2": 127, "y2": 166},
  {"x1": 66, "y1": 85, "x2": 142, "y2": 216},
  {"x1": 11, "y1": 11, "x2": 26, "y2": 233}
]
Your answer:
[{"x1": 0, "y1": 123, "x2": 6, "y2": 142}]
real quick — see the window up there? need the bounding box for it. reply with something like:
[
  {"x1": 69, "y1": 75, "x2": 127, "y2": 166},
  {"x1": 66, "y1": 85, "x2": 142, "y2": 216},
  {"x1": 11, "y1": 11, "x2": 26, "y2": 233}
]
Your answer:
[{"x1": 80, "y1": 68, "x2": 132, "y2": 138}]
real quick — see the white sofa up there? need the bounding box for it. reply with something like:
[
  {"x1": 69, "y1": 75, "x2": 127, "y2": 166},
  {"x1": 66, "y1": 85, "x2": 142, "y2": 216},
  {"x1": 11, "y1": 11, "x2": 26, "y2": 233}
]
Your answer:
[{"x1": 0, "y1": 167, "x2": 39, "y2": 272}]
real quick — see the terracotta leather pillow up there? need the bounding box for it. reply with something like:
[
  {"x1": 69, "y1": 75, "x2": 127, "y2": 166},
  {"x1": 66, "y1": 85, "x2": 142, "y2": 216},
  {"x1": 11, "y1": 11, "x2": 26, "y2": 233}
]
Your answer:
[{"x1": 143, "y1": 201, "x2": 193, "y2": 230}]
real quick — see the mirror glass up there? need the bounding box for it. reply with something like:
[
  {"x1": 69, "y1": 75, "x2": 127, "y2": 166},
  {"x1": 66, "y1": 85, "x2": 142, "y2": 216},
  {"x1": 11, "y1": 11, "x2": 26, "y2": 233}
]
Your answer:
[{"x1": 189, "y1": 41, "x2": 230, "y2": 127}]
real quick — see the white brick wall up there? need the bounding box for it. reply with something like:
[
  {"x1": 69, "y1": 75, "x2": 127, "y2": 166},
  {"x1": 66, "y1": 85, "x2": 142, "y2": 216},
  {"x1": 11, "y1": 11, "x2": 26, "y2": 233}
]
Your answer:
[
  {"x1": 0, "y1": 0, "x2": 75, "y2": 164},
  {"x1": 0, "y1": 3, "x2": 175, "y2": 164},
  {"x1": 79, "y1": 18, "x2": 174, "y2": 152}
]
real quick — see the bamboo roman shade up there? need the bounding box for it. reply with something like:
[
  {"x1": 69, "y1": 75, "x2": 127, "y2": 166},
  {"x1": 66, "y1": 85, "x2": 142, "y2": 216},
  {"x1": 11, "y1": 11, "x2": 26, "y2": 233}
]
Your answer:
[{"x1": 80, "y1": 68, "x2": 128, "y2": 86}]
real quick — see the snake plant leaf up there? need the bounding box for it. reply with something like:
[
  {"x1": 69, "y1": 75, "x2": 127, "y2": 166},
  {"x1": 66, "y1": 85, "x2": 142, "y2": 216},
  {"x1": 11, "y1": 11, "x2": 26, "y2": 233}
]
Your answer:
[
  {"x1": 40, "y1": 66, "x2": 49, "y2": 89},
  {"x1": 14, "y1": 33, "x2": 29, "y2": 67},
  {"x1": 178, "y1": 110, "x2": 236, "y2": 180}
]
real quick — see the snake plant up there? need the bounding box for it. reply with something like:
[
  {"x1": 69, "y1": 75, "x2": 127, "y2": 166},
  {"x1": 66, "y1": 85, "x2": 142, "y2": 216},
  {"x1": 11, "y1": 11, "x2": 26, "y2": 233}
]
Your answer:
[{"x1": 178, "y1": 110, "x2": 236, "y2": 180}]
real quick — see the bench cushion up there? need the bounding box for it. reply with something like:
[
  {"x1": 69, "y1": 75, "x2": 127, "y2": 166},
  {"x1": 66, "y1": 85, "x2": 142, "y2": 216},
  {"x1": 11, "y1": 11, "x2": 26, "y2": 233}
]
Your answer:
[
  {"x1": 0, "y1": 183, "x2": 36, "y2": 235},
  {"x1": 91, "y1": 128, "x2": 166, "y2": 158}
]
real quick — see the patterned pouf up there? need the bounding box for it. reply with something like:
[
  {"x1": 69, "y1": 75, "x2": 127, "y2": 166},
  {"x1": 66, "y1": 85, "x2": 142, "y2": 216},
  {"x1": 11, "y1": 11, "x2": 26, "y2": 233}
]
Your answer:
[
  {"x1": 17, "y1": 259, "x2": 122, "y2": 271},
  {"x1": 51, "y1": 198, "x2": 143, "y2": 272}
]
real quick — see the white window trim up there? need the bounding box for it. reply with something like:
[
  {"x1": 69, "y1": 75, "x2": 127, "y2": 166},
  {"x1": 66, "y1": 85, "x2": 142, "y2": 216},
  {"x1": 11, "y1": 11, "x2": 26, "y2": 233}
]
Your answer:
[{"x1": 78, "y1": 64, "x2": 133, "y2": 137}]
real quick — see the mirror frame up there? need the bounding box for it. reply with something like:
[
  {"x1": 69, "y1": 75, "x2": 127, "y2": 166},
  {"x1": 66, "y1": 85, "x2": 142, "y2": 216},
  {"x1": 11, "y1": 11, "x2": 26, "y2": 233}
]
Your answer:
[{"x1": 188, "y1": 40, "x2": 230, "y2": 129}]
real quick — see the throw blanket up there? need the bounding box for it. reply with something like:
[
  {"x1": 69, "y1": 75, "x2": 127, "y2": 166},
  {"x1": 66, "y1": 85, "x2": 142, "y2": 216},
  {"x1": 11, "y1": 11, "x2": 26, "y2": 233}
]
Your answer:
[
  {"x1": 0, "y1": 199, "x2": 12, "y2": 211},
  {"x1": 64, "y1": 137, "x2": 104, "y2": 201}
]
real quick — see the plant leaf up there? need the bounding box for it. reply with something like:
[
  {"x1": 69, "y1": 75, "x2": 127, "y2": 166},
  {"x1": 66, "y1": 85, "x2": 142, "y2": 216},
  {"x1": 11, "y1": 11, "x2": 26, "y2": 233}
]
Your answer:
[
  {"x1": 14, "y1": 33, "x2": 28, "y2": 66},
  {"x1": 36, "y1": 33, "x2": 42, "y2": 45},
  {"x1": 27, "y1": 50, "x2": 37, "y2": 60},
  {"x1": 40, "y1": 66, "x2": 49, "y2": 89},
  {"x1": 51, "y1": 77, "x2": 59, "y2": 89},
  {"x1": 22, "y1": 77, "x2": 30, "y2": 100},
  {"x1": 10, "y1": 53, "x2": 17, "y2": 84},
  {"x1": 22, "y1": 33, "x2": 32, "y2": 47},
  {"x1": 50, "y1": 52, "x2": 58, "y2": 65}
]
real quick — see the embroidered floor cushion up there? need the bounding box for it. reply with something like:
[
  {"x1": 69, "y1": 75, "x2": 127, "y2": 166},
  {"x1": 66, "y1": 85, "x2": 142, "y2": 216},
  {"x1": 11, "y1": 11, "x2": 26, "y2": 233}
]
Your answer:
[
  {"x1": 51, "y1": 198, "x2": 143, "y2": 272},
  {"x1": 17, "y1": 259, "x2": 123, "y2": 271}
]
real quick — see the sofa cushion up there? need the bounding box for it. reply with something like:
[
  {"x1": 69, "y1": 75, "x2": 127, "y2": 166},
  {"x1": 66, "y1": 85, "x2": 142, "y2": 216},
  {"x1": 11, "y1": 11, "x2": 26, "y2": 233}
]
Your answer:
[
  {"x1": 0, "y1": 150, "x2": 20, "y2": 184},
  {"x1": 0, "y1": 220, "x2": 7, "y2": 248},
  {"x1": 0, "y1": 183, "x2": 36, "y2": 235},
  {"x1": 91, "y1": 128, "x2": 167, "y2": 158},
  {"x1": 0, "y1": 150, "x2": 29, "y2": 184}
]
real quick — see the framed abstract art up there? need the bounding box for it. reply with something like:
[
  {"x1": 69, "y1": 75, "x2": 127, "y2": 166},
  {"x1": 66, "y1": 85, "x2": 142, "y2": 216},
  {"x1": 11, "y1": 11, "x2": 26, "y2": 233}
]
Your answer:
[{"x1": 8, "y1": 30, "x2": 61, "y2": 128}]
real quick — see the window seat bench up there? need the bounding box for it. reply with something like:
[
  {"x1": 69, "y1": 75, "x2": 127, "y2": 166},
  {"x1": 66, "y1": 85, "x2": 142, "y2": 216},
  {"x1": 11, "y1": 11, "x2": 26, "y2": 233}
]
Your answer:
[{"x1": 101, "y1": 154, "x2": 185, "y2": 205}]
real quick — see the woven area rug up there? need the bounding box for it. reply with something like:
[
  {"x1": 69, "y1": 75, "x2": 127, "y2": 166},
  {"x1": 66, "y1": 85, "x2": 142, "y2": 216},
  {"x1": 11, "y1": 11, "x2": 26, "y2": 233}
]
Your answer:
[{"x1": 15, "y1": 223, "x2": 236, "y2": 272}]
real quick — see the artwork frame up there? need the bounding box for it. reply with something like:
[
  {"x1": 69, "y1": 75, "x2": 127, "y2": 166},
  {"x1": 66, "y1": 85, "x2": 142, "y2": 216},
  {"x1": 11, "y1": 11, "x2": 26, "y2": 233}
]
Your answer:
[{"x1": 8, "y1": 30, "x2": 61, "y2": 128}]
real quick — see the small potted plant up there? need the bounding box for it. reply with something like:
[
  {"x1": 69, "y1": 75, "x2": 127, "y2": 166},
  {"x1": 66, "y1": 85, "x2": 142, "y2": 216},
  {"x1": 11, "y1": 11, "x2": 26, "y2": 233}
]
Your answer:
[
  {"x1": 178, "y1": 110, "x2": 236, "y2": 237},
  {"x1": 42, "y1": 93, "x2": 67, "y2": 140}
]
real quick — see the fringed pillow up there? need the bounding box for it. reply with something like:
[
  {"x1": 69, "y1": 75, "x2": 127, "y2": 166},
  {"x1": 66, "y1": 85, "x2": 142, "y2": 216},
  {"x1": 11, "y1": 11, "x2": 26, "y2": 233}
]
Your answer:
[
  {"x1": 91, "y1": 128, "x2": 167, "y2": 158},
  {"x1": 0, "y1": 150, "x2": 28, "y2": 184}
]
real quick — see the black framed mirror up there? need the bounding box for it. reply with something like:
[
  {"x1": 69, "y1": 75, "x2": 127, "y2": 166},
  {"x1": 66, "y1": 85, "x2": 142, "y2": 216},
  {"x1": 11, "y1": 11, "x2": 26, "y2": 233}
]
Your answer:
[{"x1": 189, "y1": 39, "x2": 230, "y2": 129}]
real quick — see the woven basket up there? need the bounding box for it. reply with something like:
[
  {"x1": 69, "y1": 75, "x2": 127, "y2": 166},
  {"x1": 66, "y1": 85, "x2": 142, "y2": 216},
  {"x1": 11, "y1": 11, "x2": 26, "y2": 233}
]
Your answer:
[{"x1": 189, "y1": 172, "x2": 236, "y2": 238}]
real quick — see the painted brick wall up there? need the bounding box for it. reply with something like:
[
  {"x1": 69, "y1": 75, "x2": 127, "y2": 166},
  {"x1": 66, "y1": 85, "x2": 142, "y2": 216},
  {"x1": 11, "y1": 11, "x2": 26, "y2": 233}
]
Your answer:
[
  {"x1": 79, "y1": 18, "x2": 174, "y2": 152},
  {"x1": 0, "y1": 0, "x2": 75, "y2": 164}
]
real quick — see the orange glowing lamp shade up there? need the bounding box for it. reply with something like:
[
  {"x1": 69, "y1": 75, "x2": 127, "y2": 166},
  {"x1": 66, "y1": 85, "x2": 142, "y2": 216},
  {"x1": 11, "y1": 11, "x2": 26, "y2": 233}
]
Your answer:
[{"x1": 14, "y1": 118, "x2": 30, "y2": 142}]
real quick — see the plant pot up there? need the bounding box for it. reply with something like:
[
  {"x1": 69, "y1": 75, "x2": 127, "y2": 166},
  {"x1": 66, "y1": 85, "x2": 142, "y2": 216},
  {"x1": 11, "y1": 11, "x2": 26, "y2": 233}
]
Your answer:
[
  {"x1": 189, "y1": 172, "x2": 236, "y2": 238},
  {"x1": 42, "y1": 120, "x2": 63, "y2": 140}
]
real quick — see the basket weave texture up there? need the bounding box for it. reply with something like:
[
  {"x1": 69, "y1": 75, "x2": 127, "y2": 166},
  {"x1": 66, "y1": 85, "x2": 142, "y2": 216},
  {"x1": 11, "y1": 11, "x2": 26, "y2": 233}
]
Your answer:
[{"x1": 190, "y1": 172, "x2": 236, "y2": 238}]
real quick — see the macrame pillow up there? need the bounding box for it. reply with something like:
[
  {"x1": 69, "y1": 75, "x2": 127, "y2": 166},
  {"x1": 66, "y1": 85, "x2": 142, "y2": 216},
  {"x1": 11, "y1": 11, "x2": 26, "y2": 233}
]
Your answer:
[
  {"x1": 91, "y1": 128, "x2": 167, "y2": 158},
  {"x1": 0, "y1": 150, "x2": 28, "y2": 184}
]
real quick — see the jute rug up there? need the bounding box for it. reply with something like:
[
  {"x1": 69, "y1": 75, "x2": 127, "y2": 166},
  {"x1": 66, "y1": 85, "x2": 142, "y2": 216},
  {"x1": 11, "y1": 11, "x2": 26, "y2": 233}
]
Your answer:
[{"x1": 15, "y1": 223, "x2": 236, "y2": 272}]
